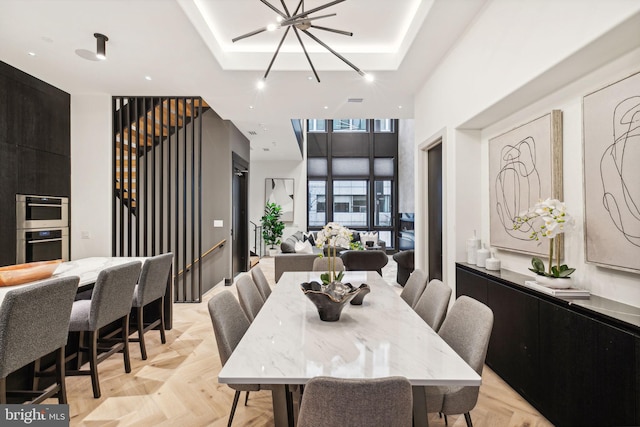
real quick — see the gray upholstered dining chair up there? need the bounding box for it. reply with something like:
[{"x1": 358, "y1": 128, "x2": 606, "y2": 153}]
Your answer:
[
  {"x1": 413, "y1": 279, "x2": 452, "y2": 332},
  {"x1": 339, "y1": 249, "x2": 388, "y2": 275},
  {"x1": 0, "y1": 276, "x2": 79, "y2": 404},
  {"x1": 250, "y1": 265, "x2": 271, "y2": 300},
  {"x1": 400, "y1": 268, "x2": 428, "y2": 308},
  {"x1": 67, "y1": 261, "x2": 142, "y2": 398},
  {"x1": 297, "y1": 376, "x2": 413, "y2": 427},
  {"x1": 130, "y1": 252, "x2": 173, "y2": 360},
  {"x1": 312, "y1": 256, "x2": 345, "y2": 272},
  {"x1": 208, "y1": 291, "x2": 272, "y2": 427},
  {"x1": 423, "y1": 296, "x2": 494, "y2": 427},
  {"x1": 236, "y1": 275, "x2": 264, "y2": 322}
]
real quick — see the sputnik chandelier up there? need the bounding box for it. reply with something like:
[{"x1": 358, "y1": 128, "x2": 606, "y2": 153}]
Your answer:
[{"x1": 232, "y1": 0, "x2": 372, "y2": 83}]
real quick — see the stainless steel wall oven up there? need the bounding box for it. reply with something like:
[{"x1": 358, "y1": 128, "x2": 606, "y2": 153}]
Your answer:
[{"x1": 16, "y1": 194, "x2": 69, "y2": 263}]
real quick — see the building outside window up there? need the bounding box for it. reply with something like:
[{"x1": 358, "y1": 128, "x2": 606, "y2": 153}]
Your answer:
[
  {"x1": 308, "y1": 119, "x2": 326, "y2": 132},
  {"x1": 308, "y1": 180, "x2": 326, "y2": 227},
  {"x1": 333, "y1": 119, "x2": 368, "y2": 132},
  {"x1": 374, "y1": 119, "x2": 394, "y2": 133}
]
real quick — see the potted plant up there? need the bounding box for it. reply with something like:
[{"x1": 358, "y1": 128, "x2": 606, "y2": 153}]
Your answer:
[
  {"x1": 513, "y1": 198, "x2": 576, "y2": 288},
  {"x1": 261, "y1": 202, "x2": 285, "y2": 256}
]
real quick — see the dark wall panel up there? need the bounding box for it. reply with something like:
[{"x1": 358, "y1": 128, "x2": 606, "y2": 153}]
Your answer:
[
  {"x1": 0, "y1": 142, "x2": 17, "y2": 266},
  {"x1": 0, "y1": 61, "x2": 71, "y2": 266},
  {"x1": 331, "y1": 133, "x2": 369, "y2": 157},
  {"x1": 307, "y1": 133, "x2": 328, "y2": 157}
]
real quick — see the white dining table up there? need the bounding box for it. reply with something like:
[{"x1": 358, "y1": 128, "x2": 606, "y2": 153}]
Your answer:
[
  {"x1": 0, "y1": 257, "x2": 147, "y2": 307},
  {"x1": 218, "y1": 271, "x2": 481, "y2": 427}
]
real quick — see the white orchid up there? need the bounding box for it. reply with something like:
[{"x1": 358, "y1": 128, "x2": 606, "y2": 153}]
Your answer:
[
  {"x1": 513, "y1": 198, "x2": 575, "y2": 278},
  {"x1": 316, "y1": 222, "x2": 352, "y2": 284}
]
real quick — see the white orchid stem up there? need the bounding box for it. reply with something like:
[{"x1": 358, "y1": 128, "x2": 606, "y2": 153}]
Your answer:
[{"x1": 548, "y1": 237, "x2": 554, "y2": 275}]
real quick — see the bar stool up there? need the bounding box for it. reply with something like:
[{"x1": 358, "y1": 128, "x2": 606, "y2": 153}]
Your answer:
[
  {"x1": 130, "y1": 253, "x2": 173, "y2": 360},
  {"x1": 67, "y1": 261, "x2": 141, "y2": 398},
  {"x1": 0, "y1": 276, "x2": 79, "y2": 404}
]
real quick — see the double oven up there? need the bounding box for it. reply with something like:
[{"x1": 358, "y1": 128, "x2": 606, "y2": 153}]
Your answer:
[{"x1": 16, "y1": 194, "x2": 69, "y2": 264}]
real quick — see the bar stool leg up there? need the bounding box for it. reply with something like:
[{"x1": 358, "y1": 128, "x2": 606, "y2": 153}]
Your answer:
[
  {"x1": 159, "y1": 296, "x2": 166, "y2": 344},
  {"x1": 89, "y1": 330, "x2": 101, "y2": 398},
  {"x1": 137, "y1": 307, "x2": 147, "y2": 360},
  {"x1": 55, "y1": 347, "x2": 67, "y2": 404},
  {"x1": 123, "y1": 314, "x2": 131, "y2": 373}
]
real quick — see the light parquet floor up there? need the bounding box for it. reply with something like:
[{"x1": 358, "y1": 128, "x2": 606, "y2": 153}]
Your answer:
[{"x1": 59, "y1": 256, "x2": 553, "y2": 427}]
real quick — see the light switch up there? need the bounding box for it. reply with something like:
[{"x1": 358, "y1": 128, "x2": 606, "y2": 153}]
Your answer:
[
  {"x1": 214, "y1": 220, "x2": 224, "y2": 228},
  {"x1": 81, "y1": 231, "x2": 91, "y2": 239}
]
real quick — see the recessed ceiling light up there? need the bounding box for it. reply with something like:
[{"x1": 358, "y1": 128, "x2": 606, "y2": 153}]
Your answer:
[
  {"x1": 144, "y1": 76, "x2": 152, "y2": 81},
  {"x1": 27, "y1": 52, "x2": 36, "y2": 57},
  {"x1": 249, "y1": 105, "x2": 254, "y2": 109},
  {"x1": 398, "y1": 105, "x2": 403, "y2": 109},
  {"x1": 323, "y1": 106, "x2": 328, "y2": 110},
  {"x1": 307, "y1": 76, "x2": 313, "y2": 81}
]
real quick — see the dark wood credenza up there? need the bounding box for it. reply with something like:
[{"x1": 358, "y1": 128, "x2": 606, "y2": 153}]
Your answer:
[{"x1": 456, "y1": 262, "x2": 640, "y2": 426}]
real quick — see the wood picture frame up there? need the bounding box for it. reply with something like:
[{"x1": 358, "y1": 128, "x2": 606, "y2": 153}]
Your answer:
[
  {"x1": 583, "y1": 71, "x2": 640, "y2": 273},
  {"x1": 265, "y1": 178, "x2": 294, "y2": 222},
  {"x1": 489, "y1": 110, "x2": 563, "y2": 256}
]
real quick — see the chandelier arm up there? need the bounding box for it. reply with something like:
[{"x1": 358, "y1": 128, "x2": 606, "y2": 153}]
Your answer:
[
  {"x1": 301, "y1": 29, "x2": 364, "y2": 76},
  {"x1": 259, "y1": 0, "x2": 288, "y2": 20},
  {"x1": 279, "y1": 0, "x2": 291, "y2": 17},
  {"x1": 264, "y1": 26, "x2": 292, "y2": 80},
  {"x1": 293, "y1": 27, "x2": 320, "y2": 82},
  {"x1": 292, "y1": 0, "x2": 304, "y2": 16},
  {"x1": 286, "y1": 0, "x2": 346, "y2": 23},
  {"x1": 309, "y1": 25, "x2": 353, "y2": 37},
  {"x1": 282, "y1": 13, "x2": 336, "y2": 27},
  {"x1": 232, "y1": 27, "x2": 269, "y2": 43}
]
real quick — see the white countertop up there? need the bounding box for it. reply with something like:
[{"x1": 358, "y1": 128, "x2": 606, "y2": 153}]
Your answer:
[
  {"x1": 218, "y1": 271, "x2": 481, "y2": 387},
  {"x1": 0, "y1": 257, "x2": 147, "y2": 306}
]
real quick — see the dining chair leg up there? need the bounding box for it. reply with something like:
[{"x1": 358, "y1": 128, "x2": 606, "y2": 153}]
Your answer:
[
  {"x1": 137, "y1": 306, "x2": 147, "y2": 360},
  {"x1": 77, "y1": 331, "x2": 85, "y2": 369},
  {"x1": 55, "y1": 346, "x2": 67, "y2": 404},
  {"x1": 158, "y1": 296, "x2": 166, "y2": 344},
  {"x1": 228, "y1": 390, "x2": 241, "y2": 427},
  {"x1": 122, "y1": 314, "x2": 132, "y2": 373},
  {"x1": 89, "y1": 330, "x2": 100, "y2": 398},
  {"x1": 464, "y1": 412, "x2": 473, "y2": 427},
  {"x1": 244, "y1": 391, "x2": 250, "y2": 406},
  {"x1": 444, "y1": 414, "x2": 448, "y2": 425},
  {"x1": 0, "y1": 377, "x2": 6, "y2": 404}
]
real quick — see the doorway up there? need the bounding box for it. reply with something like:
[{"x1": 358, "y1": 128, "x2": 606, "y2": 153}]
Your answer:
[
  {"x1": 232, "y1": 153, "x2": 249, "y2": 279},
  {"x1": 427, "y1": 141, "x2": 443, "y2": 281}
]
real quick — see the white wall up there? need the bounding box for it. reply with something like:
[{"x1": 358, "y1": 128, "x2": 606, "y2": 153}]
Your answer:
[
  {"x1": 414, "y1": 0, "x2": 640, "y2": 307},
  {"x1": 70, "y1": 94, "x2": 112, "y2": 258},
  {"x1": 249, "y1": 159, "x2": 307, "y2": 251}
]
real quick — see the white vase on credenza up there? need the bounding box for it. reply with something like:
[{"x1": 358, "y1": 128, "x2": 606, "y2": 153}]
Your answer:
[{"x1": 535, "y1": 275, "x2": 573, "y2": 289}]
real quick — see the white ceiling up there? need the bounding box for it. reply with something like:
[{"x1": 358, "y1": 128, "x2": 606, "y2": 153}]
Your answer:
[{"x1": 0, "y1": 0, "x2": 487, "y2": 160}]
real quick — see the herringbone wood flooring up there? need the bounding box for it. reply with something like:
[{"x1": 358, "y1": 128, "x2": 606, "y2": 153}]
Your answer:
[{"x1": 58, "y1": 257, "x2": 553, "y2": 426}]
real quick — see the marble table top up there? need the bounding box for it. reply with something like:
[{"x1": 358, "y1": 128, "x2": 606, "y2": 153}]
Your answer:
[
  {"x1": 0, "y1": 257, "x2": 147, "y2": 307},
  {"x1": 218, "y1": 271, "x2": 481, "y2": 387}
]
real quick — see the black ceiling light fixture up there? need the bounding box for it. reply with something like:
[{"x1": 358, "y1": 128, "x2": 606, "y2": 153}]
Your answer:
[
  {"x1": 94, "y1": 33, "x2": 108, "y2": 60},
  {"x1": 232, "y1": 0, "x2": 373, "y2": 84}
]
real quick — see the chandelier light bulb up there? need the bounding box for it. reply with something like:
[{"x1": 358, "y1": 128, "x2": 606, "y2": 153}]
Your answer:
[
  {"x1": 364, "y1": 73, "x2": 374, "y2": 82},
  {"x1": 266, "y1": 23, "x2": 278, "y2": 32},
  {"x1": 256, "y1": 79, "x2": 266, "y2": 90}
]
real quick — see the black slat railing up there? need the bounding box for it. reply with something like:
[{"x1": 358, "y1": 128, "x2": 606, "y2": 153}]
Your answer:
[{"x1": 112, "y1": 96, "x2": 207, "y2": 302}]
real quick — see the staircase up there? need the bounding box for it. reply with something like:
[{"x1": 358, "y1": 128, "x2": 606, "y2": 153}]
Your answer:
[{"x1": 114, "y1": 98, "x2": 209, "y2": 211}]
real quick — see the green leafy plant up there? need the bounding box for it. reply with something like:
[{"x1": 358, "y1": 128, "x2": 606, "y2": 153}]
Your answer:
[{"x1": 261, "y1": 202, "x2": 285, "y2": 249}]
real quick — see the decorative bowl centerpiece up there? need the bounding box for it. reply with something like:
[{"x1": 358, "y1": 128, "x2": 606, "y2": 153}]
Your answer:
[
  {"x1": 301, "y1": 281, "x2": 370, "y2": 321},
  {"x1": 0, "y1": 260, "x2": 62, "y2": 287}
]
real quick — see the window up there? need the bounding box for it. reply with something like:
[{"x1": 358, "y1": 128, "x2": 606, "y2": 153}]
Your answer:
[
  {"x1": 374, "y1": 119, "x2": 394, "y2": 133},
  {"x1": 333, "y1": 119, "x2": 368, "y2": 132},
  {"x1": 308, "y1": 181, "x2": 327, "y2": 227},
  {"x1": 333, "y1": 180, "x2": 367, "y2": 227},
  {"x1": 308, "y1": 119, "x2": 326, "y2": 132},
  {"x1": 375, "y1": 180, "x2": 392, "y2": 227}
]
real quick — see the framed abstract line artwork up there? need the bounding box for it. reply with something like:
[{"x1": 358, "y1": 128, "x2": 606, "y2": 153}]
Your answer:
[
  {"x1": 583, "y1": 71, "x2": 640, "y2": 273},
  {"x1": 265, "y1": 178, "x2": 294, "y2": 222},
  {"x1": 489, "y1": 110, "x2": 563, "y2": 256}
]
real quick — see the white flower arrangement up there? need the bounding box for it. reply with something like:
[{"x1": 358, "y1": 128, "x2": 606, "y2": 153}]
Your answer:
[
  {"x1": 513, "y1": 198, "x2": 576, "y2": 278},
  {"x1": 315, "y1": 222, "x2": 352, "y2": 284}
]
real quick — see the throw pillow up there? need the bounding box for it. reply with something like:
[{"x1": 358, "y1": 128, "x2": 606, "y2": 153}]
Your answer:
[
  {"x1": 294, "y1": 240, "x2": 313, "y2": 254},
  {"x1": 360, "y1": 231, "x2": 379, "y2": 247},
  {"x1": 303, "y1": 231, "x2": 316, "y2": 247},
  {"x1": 281, "y1": 237, "x2": 297, "y2": 253}
]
